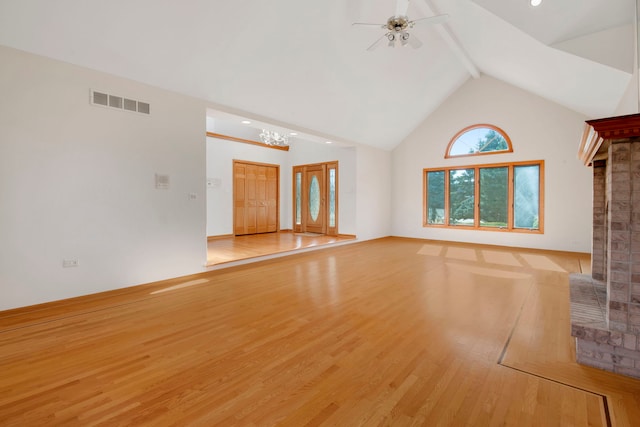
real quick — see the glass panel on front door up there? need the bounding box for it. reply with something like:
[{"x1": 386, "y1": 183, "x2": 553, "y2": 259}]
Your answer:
[{"x1": 309, "y1": 175, "x2": 320, "y2": 221}]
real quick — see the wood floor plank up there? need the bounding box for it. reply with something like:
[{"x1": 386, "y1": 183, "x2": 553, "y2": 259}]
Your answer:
[{"x1": 0, "y1": 237, "x2": 637, "y2": 425}]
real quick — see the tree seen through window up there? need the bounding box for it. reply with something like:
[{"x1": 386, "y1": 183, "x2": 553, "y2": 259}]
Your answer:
[
  {"x1": 424, "y1": 161, "x2": 543, "y2": 232},
  {"x1": 447, "y1": 124, "x2": 513, "y2": 158}
]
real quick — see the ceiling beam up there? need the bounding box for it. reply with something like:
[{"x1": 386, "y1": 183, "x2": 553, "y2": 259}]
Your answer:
[{"x1": 415, "y1": 0, "x2": 480, "y2": 79}]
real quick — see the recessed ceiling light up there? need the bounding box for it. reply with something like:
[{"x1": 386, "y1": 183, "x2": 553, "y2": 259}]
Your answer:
[
  {"x1": 530, "y1": 0, "x2": 542, "y2": 6},
  {"x1": 289, "y1": 132, "x2": 298, "y2": 136},
  {"x1": 241, "y1": 120, "x2": 251, "y2": 124},
  {"x1": 326, "y1": 141, "x2": 332, "y2": 144}
]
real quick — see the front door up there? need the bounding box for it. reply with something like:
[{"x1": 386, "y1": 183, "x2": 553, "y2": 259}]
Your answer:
[
  {"x1": 304, "y1": 164, "x2": 326, "y2": 234},
  {"x1": 293, "y1": 161, "x2": 338, "y2": 235}
]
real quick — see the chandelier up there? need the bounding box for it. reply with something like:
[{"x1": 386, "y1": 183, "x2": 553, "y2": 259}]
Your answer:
[{"x1": 259, "y1": 129, "x2": 289, "y2": 146}]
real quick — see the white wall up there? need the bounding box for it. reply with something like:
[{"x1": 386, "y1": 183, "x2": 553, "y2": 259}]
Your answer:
[
  {"x1": 391, "y1": 75, "x2": 592, "y2": 253},
  {"x1": 0, "y1": 46, "x2": 207, "y2": 310},
  {"x1": 356, "y1": 145, "x2": 392, "y2": 241}
]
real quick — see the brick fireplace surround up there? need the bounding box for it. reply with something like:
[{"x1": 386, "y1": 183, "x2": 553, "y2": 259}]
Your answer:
[{"x1": 570, "y1": 113, "x2": 640, "y2": 379}]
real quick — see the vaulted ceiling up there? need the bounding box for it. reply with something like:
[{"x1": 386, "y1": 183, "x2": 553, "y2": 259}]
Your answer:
[{"x1": 0, "y1": 0, "x2": 635, "y2": 150}]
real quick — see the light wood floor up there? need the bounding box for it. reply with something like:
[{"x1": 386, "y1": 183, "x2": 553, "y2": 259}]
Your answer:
[
  {"x1": 1, "y1": 237, "x2": 639, "y2": 426},
  {"x1": 207, "y1": 232, "x2": 356, "y2": 266}
]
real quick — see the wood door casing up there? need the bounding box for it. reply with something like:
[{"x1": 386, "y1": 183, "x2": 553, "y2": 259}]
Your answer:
[{"x1": 234, "y1": 161, "x2": 279, "y2": 236}]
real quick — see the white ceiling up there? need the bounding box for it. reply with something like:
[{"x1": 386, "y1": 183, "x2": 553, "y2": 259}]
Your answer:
[
  {"x1": 0, "y1": 0, "x2": 635, "y2": 150},
  {"x1": 474, "y1": 0, "x2": 633, "y2": 45}
]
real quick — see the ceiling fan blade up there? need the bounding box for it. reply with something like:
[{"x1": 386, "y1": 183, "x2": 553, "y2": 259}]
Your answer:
[
  {"x1": 407, "y1": 33, "x2": 423, "y2": 49},
  {"x1": 411, "y1": 14, "x2": 449, "y2": 27},
  {"x1": 352, "y1": 22, "x2": 385, "y2": 27},
  {"x1": 366, "y1": 34, "x2": 388, "y2": 51},
  {"x1": 395, "y1": 0, "x2": 410, "y2": 17}
]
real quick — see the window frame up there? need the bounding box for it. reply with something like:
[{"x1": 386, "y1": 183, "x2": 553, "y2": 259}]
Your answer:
[
  {"x1": 445, "y1": 124, "x2": 514, "y2": 159},
  {"x1": 423, "y1": 160, "x2": 544, "y2": 233}
]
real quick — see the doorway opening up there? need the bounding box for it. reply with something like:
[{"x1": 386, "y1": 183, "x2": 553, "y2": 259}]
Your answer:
[{"x1": 293, "y1": 161, "x2": 338, "y2": 236}]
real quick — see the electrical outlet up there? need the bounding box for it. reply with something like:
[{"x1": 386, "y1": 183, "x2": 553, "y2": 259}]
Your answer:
[{"x1": 62, "y1": 259, "x2": 79, "y2": 268}]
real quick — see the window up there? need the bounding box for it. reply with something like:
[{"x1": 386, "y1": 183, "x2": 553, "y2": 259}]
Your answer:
[
  {"x1": 329, "y1": 167, "x2": 336, "y2": 228},
  {"x1": 424, "y1": 161, "x2": 544, "y2": 232},
  {"x1": 295, "y1": 171, "x2": 302, "y2": 225},
  {"x1": 446, "y1": 124, "x2": 513, "y2": 158},
  {"x1": 449, "y1": 168, "x2": 475, "y2": 226},
  {"x1": 479, "y1": 167, "x2": 508, "y2": 228}
]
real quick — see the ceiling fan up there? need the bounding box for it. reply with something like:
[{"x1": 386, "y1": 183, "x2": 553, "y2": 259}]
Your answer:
[{"x1": 353, "y1": 0, "x2": 449, "y2": 51}]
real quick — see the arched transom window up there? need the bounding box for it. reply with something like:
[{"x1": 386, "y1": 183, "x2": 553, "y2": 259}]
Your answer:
[{"x1": 446, "y1": 124, "x2": 513, "y2": 158}]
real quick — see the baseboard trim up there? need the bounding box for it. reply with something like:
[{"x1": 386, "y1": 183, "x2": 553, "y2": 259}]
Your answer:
[
  {"x1": 207, "y1": 234, "x2": 234, "y2": 241},
  {"x1": 337, "y1": 234, "x2": 356, "y2": 239}
]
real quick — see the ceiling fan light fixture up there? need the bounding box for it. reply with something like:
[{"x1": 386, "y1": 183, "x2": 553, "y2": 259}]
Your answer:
[
  {"x1": 401, "y1": 32, "x2": 410, "y2": 46},
  {"x1": 387, "y1": 33, "x2": 396, "y2": 47},
  {"x1": 352, "y1": 6, "x2": 449, "y2": 51}
]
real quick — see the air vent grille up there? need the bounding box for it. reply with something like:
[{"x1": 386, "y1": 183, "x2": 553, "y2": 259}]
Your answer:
[
  {"x1": 108, "y1": 95, "x2": 123, "y2": 109},
  {"x1": 90, "y1": 90, "x2": 150, "y2": 115},
  {"x1": 92, "y1": 91, "x2": 108, "y2": 106},
  {"x1": 123, "y1": 98, "x2": 137, "y2": 112},
  {"x1": 137, "y1": 102, "x2": 150, "y2": 114}
]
